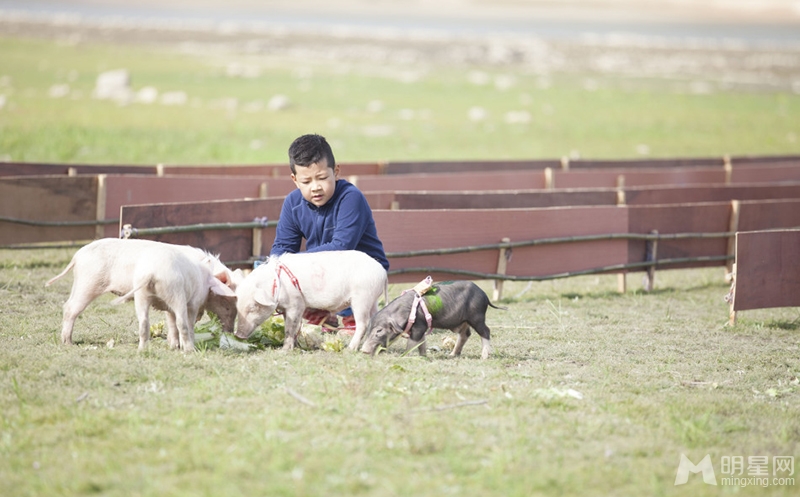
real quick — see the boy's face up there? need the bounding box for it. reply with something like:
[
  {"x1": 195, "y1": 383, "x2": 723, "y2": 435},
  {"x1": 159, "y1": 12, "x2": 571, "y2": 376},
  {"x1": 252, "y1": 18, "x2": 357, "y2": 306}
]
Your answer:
[{"x1": 291, "y1": 157, "x2": 340, "y2": 207}]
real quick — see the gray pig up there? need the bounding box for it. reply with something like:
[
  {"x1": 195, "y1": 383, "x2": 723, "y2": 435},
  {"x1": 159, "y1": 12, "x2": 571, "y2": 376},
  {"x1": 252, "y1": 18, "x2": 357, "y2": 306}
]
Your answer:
[{"x1": 360, "y1": 280, "x2": 505, "y2": 359}]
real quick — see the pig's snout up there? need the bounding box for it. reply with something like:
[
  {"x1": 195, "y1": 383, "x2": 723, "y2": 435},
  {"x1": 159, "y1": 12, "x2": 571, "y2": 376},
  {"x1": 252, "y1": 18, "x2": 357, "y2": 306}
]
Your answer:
[
  {"x1": 360, "y1": 336, "x2": 385, "y2": 356},
  {"x1": 234, "y1": 321, "x2": 256, "y2": 340}
]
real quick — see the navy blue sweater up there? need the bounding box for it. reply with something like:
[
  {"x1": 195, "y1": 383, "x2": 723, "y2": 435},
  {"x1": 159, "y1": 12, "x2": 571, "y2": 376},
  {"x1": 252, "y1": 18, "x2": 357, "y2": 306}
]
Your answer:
[{"x1": 270, "y1": 179, "x2": 389, "y2": 270}]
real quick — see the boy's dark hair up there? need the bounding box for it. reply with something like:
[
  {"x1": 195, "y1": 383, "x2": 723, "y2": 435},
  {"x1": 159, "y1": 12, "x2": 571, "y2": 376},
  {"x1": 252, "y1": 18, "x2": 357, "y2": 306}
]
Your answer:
[{"x1": 288, "y1": 134, "x2": 336, "y2": 174}]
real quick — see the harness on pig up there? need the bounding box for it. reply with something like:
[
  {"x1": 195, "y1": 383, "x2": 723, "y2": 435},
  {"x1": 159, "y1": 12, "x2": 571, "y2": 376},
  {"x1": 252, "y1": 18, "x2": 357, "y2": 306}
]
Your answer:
[
  {"x1": 271, "y1": 260, "x2": 303, "y2": 302},
  {"x1": 402, "y1": 276, "x2": 434, "y2": 337}
]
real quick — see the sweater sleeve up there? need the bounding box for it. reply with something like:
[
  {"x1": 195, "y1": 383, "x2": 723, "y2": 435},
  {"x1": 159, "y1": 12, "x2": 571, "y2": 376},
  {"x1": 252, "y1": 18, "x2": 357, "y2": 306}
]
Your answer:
[
  {"x1": 305, "y1": 189, "x2": 369, "y2": 253},
  {"x1": 269, "y1": 195, "x2": 304, "y2": 257}
]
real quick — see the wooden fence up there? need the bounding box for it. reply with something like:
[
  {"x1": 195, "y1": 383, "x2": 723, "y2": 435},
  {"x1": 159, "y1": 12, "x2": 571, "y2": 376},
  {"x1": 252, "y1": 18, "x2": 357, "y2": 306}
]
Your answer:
[
  {"x1": 5, "y1": 155, "x2": 800, "y2": 310},
  {"x1": 0, "y1": 175, "x2": 293, "y2": 245},
  {"x1": 6, "y1": 160, "x2": 800, "y2": 247},
  {"x1": 4, "y1": 154, "x2": 800, "y2": 177},
  {"x1": 115, "y1": 198, "x2": 800, "y2": 286},
  {"x1": 728, "y1": 228, "x2": 800, "y2": 323}
]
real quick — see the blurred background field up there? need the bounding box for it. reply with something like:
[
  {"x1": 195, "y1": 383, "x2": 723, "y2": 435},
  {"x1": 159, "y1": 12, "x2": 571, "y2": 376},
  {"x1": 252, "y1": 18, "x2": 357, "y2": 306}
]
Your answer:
[{"x1": 1, "y1": 0, "x2": 799, "y2": 164}]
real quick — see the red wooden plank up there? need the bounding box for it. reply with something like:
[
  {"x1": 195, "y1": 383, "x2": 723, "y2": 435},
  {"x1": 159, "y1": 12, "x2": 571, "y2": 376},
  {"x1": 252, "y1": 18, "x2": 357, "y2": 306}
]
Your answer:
[
  {"x1": 0, "y1": 175, "x2": 98, "y2": 245},
  {"x1": 627, "y1": 203, "x2": 731, "y2": 268},
  {"x1": 568, "y1": 157, "x2": 723, "y2": 169},
  {"x1": 351, "y1": 170, "x2": 548, "y2": 192},
  {"x1": 554, "y1": 167, "x2": 726, "y2": 189},
  {"x1": 383, "y1": 159, "x2": 559, "y2": 174},
  {"x1": 101, "y1": 175, "x2": 294, "y2": 237},
  {"x1": 119, "y1": 198, "x2": 284, "y2": 264},
  {"x1": 738, "y1": 199, "x2": 800, "y2": 231},
  {"x1": 0, "y1": 163, "x2": 157, "y2": 176},
  {"x1": 161, "y1": 165, "x2": 284, "y2": 177},
  {"x1": 733, "y1": 229, "x2": 800, "y2": 311},
  {"x1": 731, "y1": 163, "x2": 800, "y2": 184},
  {"x1": 390, "y1": 190, "x2": 618, "y2": 209},
  {"x1": 160, "y1": 162, "x2": 382, "y2": 177},
  {"x1": 626, "y1": 183, "x2": 800, "y2": 205},
  {"x1": 374, "y1": 207, "x2": 628, "y2": 283},
  {"x1": 372, "y1": 183, "x2": 800, "y2": 210}
]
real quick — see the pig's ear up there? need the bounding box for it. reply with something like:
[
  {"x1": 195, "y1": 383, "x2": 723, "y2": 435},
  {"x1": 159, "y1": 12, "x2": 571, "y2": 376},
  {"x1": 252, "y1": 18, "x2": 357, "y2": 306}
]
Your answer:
[
  {"x1": 227, "y1": 268, "x2": 245, "y2": 289},
  {"x1": 387, "y1": 316, "x2": 404, "y2": 334},
  {"x1": 253, "y1": 288, "x2": 273, "y2": 307},
  {"x1": 209, "y1": 276, "x2": 236, "y2": 297}
]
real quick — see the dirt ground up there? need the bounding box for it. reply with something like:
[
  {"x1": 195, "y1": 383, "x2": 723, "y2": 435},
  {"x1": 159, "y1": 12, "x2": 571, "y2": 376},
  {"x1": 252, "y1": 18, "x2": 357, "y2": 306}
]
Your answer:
[{"x1": 1, "y1": 0, "x2": 800, "y2": 91}]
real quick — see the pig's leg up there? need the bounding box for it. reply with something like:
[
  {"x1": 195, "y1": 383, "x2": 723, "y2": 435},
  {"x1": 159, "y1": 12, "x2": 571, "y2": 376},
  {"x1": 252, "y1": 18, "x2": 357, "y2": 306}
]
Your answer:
[
  {"x1": 404, "y1": 336, "x2": 427, "y2": 356},
  {"x1": 347, "y1": 304, "x2": 374, "y2": 351},
  {"x1": 165, "y1": 312, "x2": 180, "y2": 349},
  {"x1": 450, "y1": 323, "x2": 472, "y2": 357},
  {"x1": 59, "y1": 282, "x2": 104, "y2": 344},
  {"x1": 175, "y1": 306, "x2": 197, "y2": 352},
  {"x1": 480, "y1": 336, "x2": 492, "y2": 360},
  {"x1": 471, "y1": 321, "x2": 492, "y2": 360},
  {"x1": 134, "y1": 295, "x2": 152, "y2": 350},
  {"x1": 282, "y1": 310, "x2": 302, "y2": 351}
]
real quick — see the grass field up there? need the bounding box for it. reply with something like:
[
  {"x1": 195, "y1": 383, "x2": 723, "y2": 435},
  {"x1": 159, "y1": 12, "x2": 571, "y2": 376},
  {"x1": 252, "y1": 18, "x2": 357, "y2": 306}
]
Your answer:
[
  {"x1": 1, "y1": 35, "x2": 799, "y2": 165},
  {"x1": 1, "y1": 249, "x2": 799, "y2": 496},
  {"x1": 1, "y1": 26, "x2": 800, "y2": 496}
]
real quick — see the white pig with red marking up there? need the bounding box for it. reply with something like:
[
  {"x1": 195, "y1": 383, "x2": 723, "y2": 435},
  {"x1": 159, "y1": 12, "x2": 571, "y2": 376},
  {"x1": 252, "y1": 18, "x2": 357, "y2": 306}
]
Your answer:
[
  {"x1": 46, "y1": 238, "x2": 237, "y2": 349},
  {"x1": 234, "y1": 250, "x2": 388, "y2": 351}
]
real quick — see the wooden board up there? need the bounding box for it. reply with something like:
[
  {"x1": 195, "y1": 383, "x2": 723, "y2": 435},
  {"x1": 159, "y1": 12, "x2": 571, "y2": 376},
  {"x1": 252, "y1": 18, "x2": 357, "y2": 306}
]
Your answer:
[
  {"x1": 383, "y1": 159, "x2": 560, "y2": 174},
  {"x1": 120, "y1": 198, "x2": 285, "y2": 264},
  {"x1": 730, "y1": 163, "x2": 800, "y2": 184},
  {"x1": 738, "y1": 199, "x2": 800, "y2": 232},
  {"x1": 0, "y1": 163, "x2": 157, "y2": 176},
  {"x1": 387, "y1": 190, "x2": 618, "y2": 209},
  {"x1": 100, "y1": 175, "x2": 294, "y2": 237},
  {"x1": 553, "y1": 167, "x2": 726, "y2": 189},
  {"x1": 370, "y1": 183, "x2": 800, "y2": 211},
  {"x1": 627, "y1": 199, "x2": 800, "y2": 270},
  {"x1": 374, "y1": 207, "x2": 628, "y2": 283},
  {"x1": 733, "y1": 229, "x2": 800, "y2": 311},
  {"x1": 351, "y1": 170, "x2": 548, "y2": 192},
  {"x1": 160, "y1": 162, "x2": 382, "y2": 177},
  {"x1": 627, "y1": 203, "x2": 731, "y2": 268},
  {"x1": 0, "y1": 175, "x2": 99, "y2": 245},
  {"x1": 568, "y1": 157, "x2": 723, "y2": 169},
  {"x1": 626, "y1": 183, "x2": 800, "y2": 205}
]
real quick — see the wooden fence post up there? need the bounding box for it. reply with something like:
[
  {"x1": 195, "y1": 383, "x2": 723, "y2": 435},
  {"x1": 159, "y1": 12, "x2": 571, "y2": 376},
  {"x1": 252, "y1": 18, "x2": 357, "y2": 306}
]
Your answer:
[
  {"x1": 95, "y1": 174, "x2": 106, "y2": 240},
  {"x1": 252, "y1": 183, "x2": 270, "y2": 260},
  {"x1": 723, "y1": 154, "x2": 732, "y2": 184},
  {"x1": 544, "y1": 168, "x2": 554, "y2": 189},
  {"x1": 644, "y1": 230, "x2": 658, "y2": 291},
  {"x1": 727, "y1": 262, "x2": 737, "y2": 326},
  {"x1": 726, "y1": 200, "x2": 740, "y2": 281},
  {"x1": 493, "y1": 237, "x2": 511, "y2": 301},
  {"x1": 616, "y1": 174, "x2": 627, "y2": 293}
]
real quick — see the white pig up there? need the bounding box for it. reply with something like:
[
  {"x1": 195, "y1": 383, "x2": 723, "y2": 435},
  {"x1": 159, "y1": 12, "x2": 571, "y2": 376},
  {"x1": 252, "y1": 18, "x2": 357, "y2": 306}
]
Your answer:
[
  {"x1": 110, "y1": 244, "x2": 236, "y2": 351},
  {"x1": 234, "y1": 250, "x2": 388, "y2": 351},
  {"x1": 46, "y1": 238, "x2": 236, "y2": 347}
]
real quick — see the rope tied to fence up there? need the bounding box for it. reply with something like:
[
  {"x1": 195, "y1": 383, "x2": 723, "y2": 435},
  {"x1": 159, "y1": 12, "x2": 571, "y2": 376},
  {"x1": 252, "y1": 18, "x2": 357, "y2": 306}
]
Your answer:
[
  {"x1": 120, "y1": 217, "x2": 274, "y2": 239},
  {"x1": 0, "y1": 216, "x2": 119, "y2": 227}
]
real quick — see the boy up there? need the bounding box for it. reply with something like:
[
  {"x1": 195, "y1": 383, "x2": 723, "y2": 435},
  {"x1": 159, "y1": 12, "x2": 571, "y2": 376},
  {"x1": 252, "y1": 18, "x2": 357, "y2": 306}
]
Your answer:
[{"x1": 270, "y1": 133, "x2": 389, "y2": 330}]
